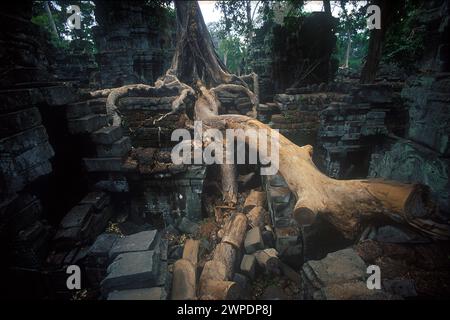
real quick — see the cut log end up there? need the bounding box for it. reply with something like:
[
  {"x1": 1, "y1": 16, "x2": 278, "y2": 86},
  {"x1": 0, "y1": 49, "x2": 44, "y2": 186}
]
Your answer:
[{"x1": 293, "y1": 204, "x2": 317, "y2": 226}]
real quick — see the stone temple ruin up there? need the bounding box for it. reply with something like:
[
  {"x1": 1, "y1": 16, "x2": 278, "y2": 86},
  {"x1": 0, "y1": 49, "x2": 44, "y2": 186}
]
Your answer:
[{"x1": 0, "y1": 1, "x2": 449, "y2": 300}]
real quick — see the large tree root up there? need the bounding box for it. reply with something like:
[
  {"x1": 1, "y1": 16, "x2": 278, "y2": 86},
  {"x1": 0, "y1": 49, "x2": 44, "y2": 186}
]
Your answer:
[{"x1": 208, "y1": 114, "x2": 449, "y2": 240}]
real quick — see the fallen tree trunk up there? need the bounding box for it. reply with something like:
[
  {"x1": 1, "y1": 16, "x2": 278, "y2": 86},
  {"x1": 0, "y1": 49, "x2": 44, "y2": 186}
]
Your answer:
[
  {"x1": 222, "y1": 213, "x2": 248, "y2": 248},
  {"x1": 183, "y1": 239, "x2": 200, "y2": 266},
  {"x1": 171, "y1": 259, "x2": 197, "y2": 300}
]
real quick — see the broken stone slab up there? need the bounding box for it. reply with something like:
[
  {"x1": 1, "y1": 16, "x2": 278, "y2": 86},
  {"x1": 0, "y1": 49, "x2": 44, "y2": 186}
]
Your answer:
[
  {"x1": 244, "y1": 227, "x2": 265, "y2": 254},
  {"x1": 274, "y1": 227, "x2": 299, "y2": 254},
  {"x1": 313, "y1": 281, "x2": 395, "y2": 300},
  {"x1": 0, "y1": 107, "x2": 42, "y2": 138},
  {"x1": 0, "y1": 142, "x2": 54, "y2": 175},
  {"x1": 177, "y1": 217, "x2": 199, "y2": 234},
  {"x1": 0, "y1": 88, "x2": 43, "y2": 112},
  {"x1": 0, "y1": 125, "x2": 48, "y2": 155},
  {"x1": 0, "y1": 86, "x2": 77, "y2": 113},
  {"x1": 259, "y1": 285, "x2": 289, "y2": 300},
  {"x1": 94, "y1": 176, "x2": 129, "y2": 192},
  {"x1": 107, "y1": 287, "x2": 166, "y2": 300},
  {"x1": 302, "y1": 248, "x2": 366, "y2": 290},
  {"x1": 2, "y1": 157, "x2": 53, "y2": 193},
  {"x1": 96, "y1": 136, "x2": 132, "y2": 157},
  {"x1": 87, "y1": 233, "x2": 120, "y2": 265},
  {"x1": 383, "y1": 279, "x2": 417, "y2": 298},
  {"x1": 371, "y1": 225, "x2": 430, "y2": 244},
  {"x1": 109, "y1": 230, "x2": 159, "y2": 260},
  {"x1": 91, "y1": 126, "x2": 123, "y2": 144},
  {"x1": 353, "y1": 84, "x2": 394, "y2": 104},
  {"x1": 101, "y1": 250, "x2": 161, "y2": 293},
  {"x1": 268, "y1": 186, "x2": 292, "y2": 204},
  {"x1": 65, "y1": 99, "x2": 107, "y2": 119},
  {"x1": 83, "y1": 158, "x2": 123, "y2": 172},
  {"x1": 67, "y1": 114, "x2": 109, "y2": 134},
  {"x1": 59, "y1": 204, "x2": 93, "y2": 229},
  {"x1": 89, "y1": 206, "x2": 113, "y2": 238},
  {"x1": 80, "y1": 191, "x2": 110, "y2": 211},
  {"x1": 240, "y1": 254, "x2": 256, "y2": 280},
  {"x1": 261, "y1": 229, "x2": 275, "y2": 248}
]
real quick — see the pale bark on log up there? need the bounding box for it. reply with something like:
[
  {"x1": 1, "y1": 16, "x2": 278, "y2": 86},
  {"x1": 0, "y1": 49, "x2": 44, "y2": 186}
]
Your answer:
[
  {"x1": 212, "y1": 242, "x2": 237, "y2": 280},
  {"x1": 183, "y1": 239, "x2": 200, "y2": 266},
  {"x1": 222, "y1": 213, "x2": 248, "y2": 248},
  {"x1": 93, "y1": 1, "x2": 449, "y2": 242},
  {"x1": 253, "y1": 248, "x2": 280, "y2": 275},
  {"x1": 200, "y1": 260, "x2": 228, "y2": 284},
  {"x1": 207, "y1": 114, "x2": 449, "y2": 240},
  {"x1": 246, "y1": 206, "x2": 267, "y2": 229},
  {"x1": 243, "y1": 190, "x2": 267, "y2": 213},
  {"x1": 199, "y1": 280, "x2": 240, "y2": 300},
  {"x1": 171, "y1": 259, "x2": 197, "y2": 300}
]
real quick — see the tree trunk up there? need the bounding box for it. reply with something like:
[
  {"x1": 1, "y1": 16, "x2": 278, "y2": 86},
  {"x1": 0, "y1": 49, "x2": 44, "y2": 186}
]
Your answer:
[
  {"x1": 360, "y1": 0, "x2": 405, "y2": 83},
  {"x1": 44, "y1": 1, "x2": 59, "y2": 39},
  {"x1": 344, "y1": 33, "x2": 351, "y2": 68}
]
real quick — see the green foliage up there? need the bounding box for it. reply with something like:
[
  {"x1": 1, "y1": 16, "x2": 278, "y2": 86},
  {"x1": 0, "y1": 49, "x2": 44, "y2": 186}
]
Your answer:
[
  {"x1": 382, "y1": 0, "x2": 426, "y2": 71},
  {"x1": 208, "y1": 22, "x2": 245, "y2": 74}
]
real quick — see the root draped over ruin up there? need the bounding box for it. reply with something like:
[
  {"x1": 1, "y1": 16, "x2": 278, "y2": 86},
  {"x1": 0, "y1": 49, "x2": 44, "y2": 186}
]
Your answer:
[{"x1": 90, "y1": 1, "x2": 449, "y2": 241}]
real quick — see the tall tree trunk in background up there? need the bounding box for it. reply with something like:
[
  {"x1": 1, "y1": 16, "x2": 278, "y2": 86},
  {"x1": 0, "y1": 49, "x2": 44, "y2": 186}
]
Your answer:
[
  {"x1": 44, "y1": 1, "x2": 59, "y2": 39},
  {"x1": 344, "y1": 33, "x2": 351, "y2": 68},
  {"x1": 360, "y1": 0, "x2": 404, "y2": 83}
]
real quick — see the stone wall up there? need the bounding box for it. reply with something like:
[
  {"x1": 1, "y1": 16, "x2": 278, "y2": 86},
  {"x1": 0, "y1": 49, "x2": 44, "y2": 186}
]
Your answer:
[
  {"x1": 0, "y1": 4, "x2": 82, "y2": 298},
  {"x1": 368, "y1": 0, "x2": 450, "y2": 216},
  {"x1": 92, "y1": 0, "x2": 175, "y2": 88}
]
